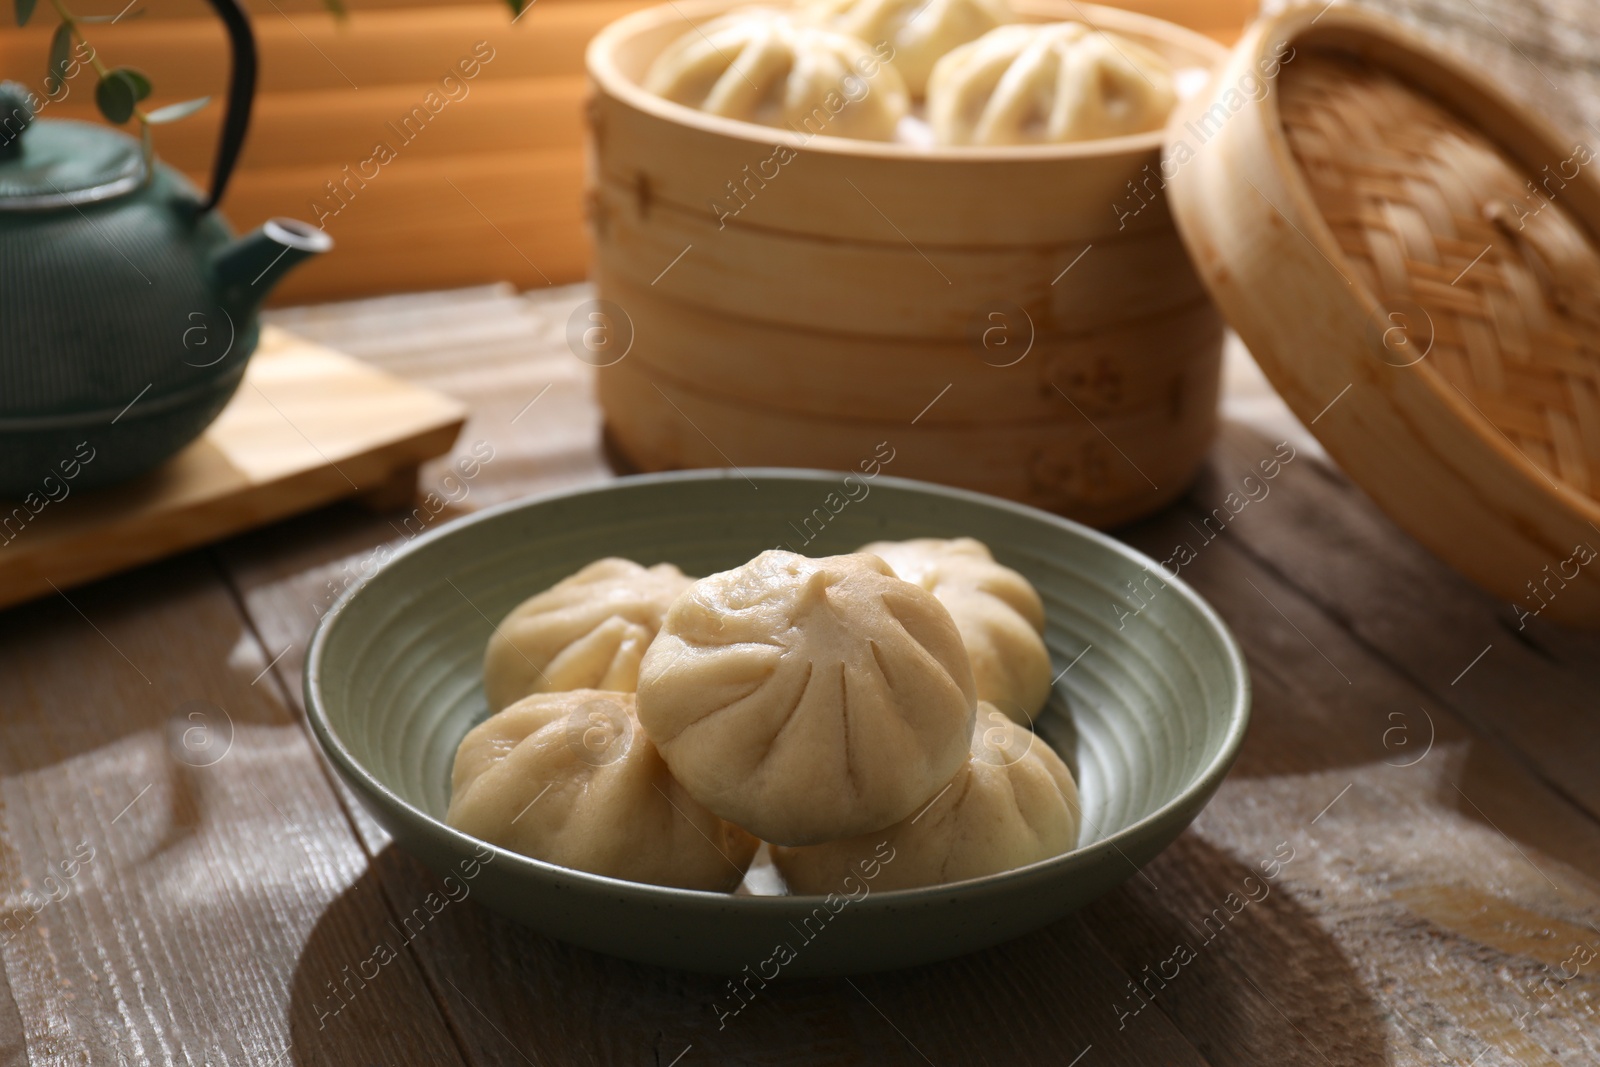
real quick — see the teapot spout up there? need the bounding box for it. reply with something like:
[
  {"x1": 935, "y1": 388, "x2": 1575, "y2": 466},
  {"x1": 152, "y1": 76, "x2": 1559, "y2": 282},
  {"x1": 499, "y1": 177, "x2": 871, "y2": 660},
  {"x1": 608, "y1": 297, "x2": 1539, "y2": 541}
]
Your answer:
[{"x1": 213, "y1": 217, "x2": 332, "y2": 312}]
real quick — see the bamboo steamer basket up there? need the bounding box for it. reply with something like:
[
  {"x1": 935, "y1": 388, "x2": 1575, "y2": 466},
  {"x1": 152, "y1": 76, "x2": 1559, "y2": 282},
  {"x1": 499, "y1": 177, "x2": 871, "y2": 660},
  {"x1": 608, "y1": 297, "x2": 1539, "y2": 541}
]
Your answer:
[
  {"x1": 596, "y1": 270, "x2": 1222, "y2": 421},
  {"x1": 601, "y1": 347, "x2": 1221, "y2": 527},
  {"x1": 1167, "y1": 6, "x2": 1600, "y2": 625},
  {"x1": 585, "y1": 0, "x2": 1229, "y2": 526}
]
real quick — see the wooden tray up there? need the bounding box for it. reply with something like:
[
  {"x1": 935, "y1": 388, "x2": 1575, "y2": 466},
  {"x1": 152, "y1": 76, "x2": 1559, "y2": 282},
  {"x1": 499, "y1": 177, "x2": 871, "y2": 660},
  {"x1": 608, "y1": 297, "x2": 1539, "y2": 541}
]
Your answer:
[
  {"x1": 0, "y1": 326, "x2": 465, "y2": 611},
  {"x1": 1167, "y1": 6, "x2": 1600, "y2": 626}
]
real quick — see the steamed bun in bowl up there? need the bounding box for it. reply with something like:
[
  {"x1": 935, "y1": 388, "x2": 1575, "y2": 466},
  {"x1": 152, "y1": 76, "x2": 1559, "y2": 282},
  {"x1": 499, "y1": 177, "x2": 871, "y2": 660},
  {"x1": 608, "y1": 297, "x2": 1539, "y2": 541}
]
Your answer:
[
  {"x1": 636, "y1": 550, "x2": 977, "y2": 845},
  {"x1": 861, "y1": 537, "x2": 1052, "y2": 723},
  {"x1": 482, "y1": 558, "x2": 693, "y2": 711},
  {"x1": 447, "y1": 689, "x2": 758, "y2": 890},
  {"x1": 773, "y1": 703, "x2": 1079, "y2": 892}
]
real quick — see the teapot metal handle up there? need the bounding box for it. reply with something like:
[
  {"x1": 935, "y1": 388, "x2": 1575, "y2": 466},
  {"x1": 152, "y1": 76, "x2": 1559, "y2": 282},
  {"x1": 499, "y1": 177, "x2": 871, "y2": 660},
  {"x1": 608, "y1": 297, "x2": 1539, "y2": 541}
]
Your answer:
[{"x1": 200, "y1": 0, "x2": 257, "y2": 212}]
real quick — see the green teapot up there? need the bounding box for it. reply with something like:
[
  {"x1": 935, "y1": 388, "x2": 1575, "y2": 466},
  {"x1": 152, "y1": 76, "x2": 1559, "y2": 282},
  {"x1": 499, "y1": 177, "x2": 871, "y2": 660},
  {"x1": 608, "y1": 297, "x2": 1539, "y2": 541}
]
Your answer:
[{"x1": 0, "y1": 0, "x2": 329, "y2": 499}]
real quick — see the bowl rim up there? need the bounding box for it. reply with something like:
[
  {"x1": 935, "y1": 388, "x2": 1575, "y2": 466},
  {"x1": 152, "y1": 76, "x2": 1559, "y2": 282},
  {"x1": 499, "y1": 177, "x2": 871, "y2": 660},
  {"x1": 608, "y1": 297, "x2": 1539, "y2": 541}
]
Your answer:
[
  {"x1": 585, "y1": 0, "x2": 1229, "y2": 163},
  {"x1": 304, "y1": 467, "x2": 1251, "y2": 910}
]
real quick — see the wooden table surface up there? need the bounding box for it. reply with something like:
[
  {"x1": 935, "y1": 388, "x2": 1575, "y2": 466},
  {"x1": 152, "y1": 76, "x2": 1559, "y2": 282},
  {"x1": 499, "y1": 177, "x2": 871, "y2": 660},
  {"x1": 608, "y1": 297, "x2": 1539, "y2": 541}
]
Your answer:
[{"x1": 1, "y1": 281, "x2": 1597, "y2": 1067}]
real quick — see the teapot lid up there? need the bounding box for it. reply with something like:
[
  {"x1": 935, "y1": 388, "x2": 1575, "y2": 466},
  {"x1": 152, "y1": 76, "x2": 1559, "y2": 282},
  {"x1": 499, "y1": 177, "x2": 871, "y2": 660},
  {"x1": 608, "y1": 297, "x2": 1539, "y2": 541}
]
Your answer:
[{"x1": 0, "y1": 82, "x2": 145, "y2": 210}]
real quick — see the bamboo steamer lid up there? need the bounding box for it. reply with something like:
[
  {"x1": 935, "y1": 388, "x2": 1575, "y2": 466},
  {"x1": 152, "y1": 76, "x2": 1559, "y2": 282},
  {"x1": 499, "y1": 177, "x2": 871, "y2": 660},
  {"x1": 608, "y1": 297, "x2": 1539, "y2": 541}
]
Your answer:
[{"x1": 1167, "y1": 5, "x2": 1600, "y2": 626}]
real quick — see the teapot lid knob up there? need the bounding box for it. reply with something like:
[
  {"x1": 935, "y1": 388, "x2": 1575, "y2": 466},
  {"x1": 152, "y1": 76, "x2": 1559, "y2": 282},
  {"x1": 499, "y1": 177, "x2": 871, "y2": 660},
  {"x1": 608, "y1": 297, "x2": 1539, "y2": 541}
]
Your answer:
[
  {"x1": 0, "y1": 86, "x2": 143, "y2": 210},
  {"x1": 0, "y1": 83, "x2": 34, "y2": 161}
]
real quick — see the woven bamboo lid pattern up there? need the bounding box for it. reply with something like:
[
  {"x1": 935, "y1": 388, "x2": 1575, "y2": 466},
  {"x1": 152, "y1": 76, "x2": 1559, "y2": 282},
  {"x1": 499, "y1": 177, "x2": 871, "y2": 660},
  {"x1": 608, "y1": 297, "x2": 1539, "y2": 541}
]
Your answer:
[
  {"x1": 1166, "y1": 6, "x2": 1600, "y2": 626},
  {"x1": 1282, "y1": 58, "x2": 1600, "y2": 498}
]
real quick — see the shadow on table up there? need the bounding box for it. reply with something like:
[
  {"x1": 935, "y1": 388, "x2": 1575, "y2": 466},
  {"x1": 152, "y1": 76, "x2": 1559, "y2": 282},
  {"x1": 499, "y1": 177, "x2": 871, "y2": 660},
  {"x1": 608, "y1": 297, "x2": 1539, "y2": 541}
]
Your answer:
[{"x1": 285, "y1": 835, "x2": 1388, "y2": 1066}]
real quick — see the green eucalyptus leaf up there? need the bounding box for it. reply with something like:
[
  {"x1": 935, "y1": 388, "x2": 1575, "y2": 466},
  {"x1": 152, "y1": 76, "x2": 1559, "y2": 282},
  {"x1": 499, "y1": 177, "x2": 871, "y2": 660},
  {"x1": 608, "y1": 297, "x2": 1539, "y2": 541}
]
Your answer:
[
  {"x1": 322, "y1": 0, "x2": 346, "y2": 18},
  {"x1": 144, "y1": 95, "x2": 210, "y2": 124},
  {"x1": 15, "y1": 0, "x2": 36, "y2": 27},
  {"x1": 79, "y1": 9, "x2": 144, "y2": 21},
  {"x1": 45, "y1": 22, "x2": 71, "y2": 94},
  {"x1": 504, "y1": 0, "x2": 527, "y2": 17},
  {"x1": 95, "y1": 70, "x2": 136, "y2": 124},
  {"x1": 111, "y1": 66, "x2": 152, "y2": 101}
]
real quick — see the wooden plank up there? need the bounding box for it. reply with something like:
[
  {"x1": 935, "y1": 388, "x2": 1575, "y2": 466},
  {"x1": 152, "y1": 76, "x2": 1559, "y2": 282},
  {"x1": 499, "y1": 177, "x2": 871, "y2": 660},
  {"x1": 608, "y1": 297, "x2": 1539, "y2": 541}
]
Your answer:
[
  {"x1": 210, "y1": 146, "x2": 584, "y2": 224},
  {"x1": 44, "y1": 76, "x2": 589, "y2": 172},
  {"x1": 0, "y1": 3, "x2": 644, "y2": 96},
  {"x1": 0, "y1": 963, "x2": 24, "y2": 1067},
  {"x1": 198, "y1": 151, "x2": 591, "y2": 301},
  {"x1": 1100, "y1": 468, "x2": 1600, "y2": 1064},
  {"x1": 407, "y1": 904, "x2": 1211, "y2": 1066},
  {"x1": 1194, "y1": 422, "x2": 1600, "y2": 825},
  {"x1": 262, "y1": 226, "x2": 588, "y2": 303},
  {"x1": 72, "y1": 0, "x2": 1258, "y2": 24},
  {"x1": 0, "y1": 555, "x2": 469, "y2": 1066},
  {"x1": 100, "y1": 0, "x2": 607, "y2": 17},
  {"x1": 0, "y1": 327, "x2": 465, "y2": 613},
  {"x1": 264, "y1": 216, "x2": 589, "y2": 301}
]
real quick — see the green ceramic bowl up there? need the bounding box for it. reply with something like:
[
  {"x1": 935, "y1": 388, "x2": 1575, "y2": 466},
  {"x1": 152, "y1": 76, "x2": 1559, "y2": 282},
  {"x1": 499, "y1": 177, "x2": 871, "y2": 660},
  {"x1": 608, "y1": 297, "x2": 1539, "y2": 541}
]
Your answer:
[{"x1": 304, "y1": 470, "x2": 1249, "y2": 975}]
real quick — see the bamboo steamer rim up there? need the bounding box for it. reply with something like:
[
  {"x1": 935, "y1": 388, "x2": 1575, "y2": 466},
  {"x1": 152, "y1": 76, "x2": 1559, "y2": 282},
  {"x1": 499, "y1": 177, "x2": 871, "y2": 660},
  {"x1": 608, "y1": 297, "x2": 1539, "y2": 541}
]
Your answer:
[
  {"x1": 585, "y1": 0, "x2": 1226, "y2": 163},
  {"x1": 1167, "y1": 3, "x2": 1600, "y2": 620}
]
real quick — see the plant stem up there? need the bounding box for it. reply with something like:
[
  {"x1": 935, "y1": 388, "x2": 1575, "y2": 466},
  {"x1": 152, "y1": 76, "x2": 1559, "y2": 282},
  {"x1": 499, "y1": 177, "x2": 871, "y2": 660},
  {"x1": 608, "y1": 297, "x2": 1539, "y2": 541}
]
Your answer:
[{"x1": 44, "y1": 0, "x2": 152, "y2": 126}]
